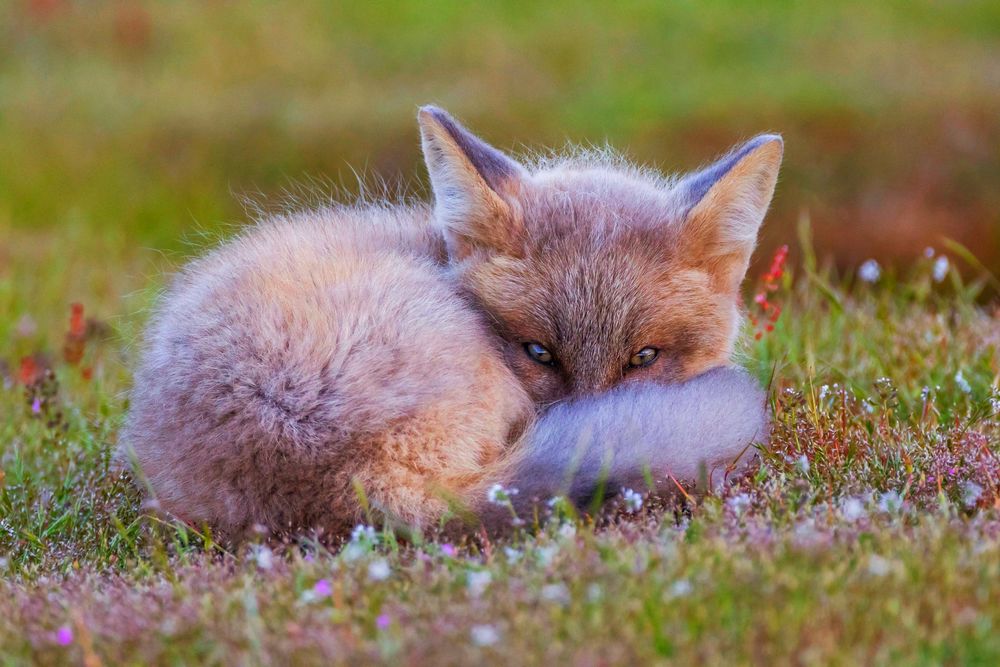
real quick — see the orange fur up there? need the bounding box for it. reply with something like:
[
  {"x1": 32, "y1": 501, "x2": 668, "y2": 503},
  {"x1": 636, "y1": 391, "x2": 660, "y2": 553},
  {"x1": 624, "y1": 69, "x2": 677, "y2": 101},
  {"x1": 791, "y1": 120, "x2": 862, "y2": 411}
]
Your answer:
[{"x1": 120, "y1": 108, "x2": 781, "y2": 541}]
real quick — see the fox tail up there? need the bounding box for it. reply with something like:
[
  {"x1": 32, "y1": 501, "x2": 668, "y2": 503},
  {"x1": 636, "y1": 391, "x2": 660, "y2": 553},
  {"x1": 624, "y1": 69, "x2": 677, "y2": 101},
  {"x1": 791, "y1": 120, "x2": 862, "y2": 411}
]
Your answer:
[{"x1": 476, "y1": 367, "x2": 769, "y2": 530}]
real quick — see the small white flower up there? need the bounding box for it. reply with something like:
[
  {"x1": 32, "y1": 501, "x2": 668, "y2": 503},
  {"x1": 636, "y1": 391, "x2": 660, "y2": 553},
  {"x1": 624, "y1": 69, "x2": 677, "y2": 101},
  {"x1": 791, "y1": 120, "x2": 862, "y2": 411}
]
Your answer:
[
  {"x1": 818, "y1": 384, "x2": 830, "y2": 401},
  {"x1": 858, "y1": 259, "x2": 881, "y2": 283},
  {"x1": 622, "y1": 488, "x2": 643, "y2": 513},
  {"x1": 558, "y1": 522, "x2": 577, "y2": 539},
  {"x1": 367, "y1": 559, "x2": 391, "y2": 581},
  {"x1": 867, "y1": 554, "x2": 892, "y2": 577},
  {"x1": 841, "y1": 497, "x2": 868, "y2": 522},
  {"x1": 961, "y1": 481, "x2": 983, "y2": 508},
  {"x1": 862, "y1": 399, "x2": 876, "y2": 414},
  {"x1": 795, "y1": 454, "x2": 810, "y2": 475},
  {"x1": 921, "y1": 386, "x2": 932, "y2": 402},
  {"x1": 877, "y1": 490, "x2": 903, "y2": 514},
  {"x1": 486, "y1": 483, "x2": 518, "y2": 505},
  {"x1": 955, "y1": 370, "x2": 972, "y2": 394},
  {"x1": 541, "y1": 583, "x2": 570, "y2": 605},
  {"x1": 351, "y1": 524, "x2": 377, "y2": 544},
  {"x1": 252, "y1": 545, "x2": 274, "y2": 570},
  {"x1": 932, "y1": 255, "x2": 949, "y2": 283},
  {"x1": 727, "y1": 493, "x2": 753, "y2": 515},
  {"x1": 536, "y1": 544, "x2": 559, "y2": 567},
  {"x1": 503, "y1": 547, "x2": 522, "y2": 564},
  {"x1": 924, "y1": 246, "x2": 936, "y2": 259},
  {"x1": 470, "y1": 624, "x2": 500, "y2": 646},
  {"x1": 668, "y1": 579, "x2": 693, "y2": 599},
  {"x1": 547, "y1": 495, "x2": 567, "y2": 508},
  {"x1": 466, "y1": 570, "x2": 492, "y2": 597}
]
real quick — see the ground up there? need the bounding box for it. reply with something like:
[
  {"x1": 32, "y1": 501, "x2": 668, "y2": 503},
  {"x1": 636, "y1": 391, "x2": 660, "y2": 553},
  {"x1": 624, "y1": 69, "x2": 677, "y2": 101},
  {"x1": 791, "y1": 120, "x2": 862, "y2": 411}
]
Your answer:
[
  {"x1": 2, "y1": 238, "x2": 999, "y2": 664},
  {"x1": 2, "y1": 1, "x2": 1000, "y2": 664}
]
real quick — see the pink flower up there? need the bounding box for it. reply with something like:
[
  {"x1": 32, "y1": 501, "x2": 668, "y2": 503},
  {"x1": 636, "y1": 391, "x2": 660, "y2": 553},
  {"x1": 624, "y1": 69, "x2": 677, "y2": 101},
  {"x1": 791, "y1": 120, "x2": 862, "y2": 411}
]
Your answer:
[
  {"x1": 56, "y1": 625, "x2": 73, "y2": 646},
  {"x1": 313, "y1": 579, "x2": 332, "y2": 597},
  {"x1": 376, "y1": 613, "x2": 391, "y2": 630},
  {"x1": 440, "y1": 543, "x2": 456, "y2": 557}
]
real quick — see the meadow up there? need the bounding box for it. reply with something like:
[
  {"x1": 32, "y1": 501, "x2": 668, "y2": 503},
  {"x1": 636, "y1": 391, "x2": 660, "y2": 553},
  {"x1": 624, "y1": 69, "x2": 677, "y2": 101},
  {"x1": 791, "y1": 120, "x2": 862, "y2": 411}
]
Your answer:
[{"x1": 2, "y1": 1, "x2": 1000, "y2": 664}]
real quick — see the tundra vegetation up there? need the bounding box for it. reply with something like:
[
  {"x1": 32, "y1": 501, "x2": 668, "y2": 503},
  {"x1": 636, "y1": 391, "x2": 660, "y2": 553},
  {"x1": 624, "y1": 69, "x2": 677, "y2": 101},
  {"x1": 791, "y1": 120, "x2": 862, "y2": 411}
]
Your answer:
[{"x1": 2, "y1": 1, "x2": 999, "y2": 664}]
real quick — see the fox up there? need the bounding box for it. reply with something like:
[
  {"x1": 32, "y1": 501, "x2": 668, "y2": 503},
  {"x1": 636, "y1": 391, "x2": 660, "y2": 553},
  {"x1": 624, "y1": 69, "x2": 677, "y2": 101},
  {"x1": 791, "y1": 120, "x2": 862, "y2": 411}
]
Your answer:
[{"x1": 119, "y1": 106, "x2": 781, "y2": 541}]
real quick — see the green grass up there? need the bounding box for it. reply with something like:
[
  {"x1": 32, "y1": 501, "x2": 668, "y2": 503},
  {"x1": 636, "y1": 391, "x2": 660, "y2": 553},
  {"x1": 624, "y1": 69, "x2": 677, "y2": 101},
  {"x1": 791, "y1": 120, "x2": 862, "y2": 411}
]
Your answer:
[
  {"x1": 2, "y1": 239, "x2": 998, "y2": 664},
  {"x1": 2, "y1": 1, "x2": 1000, "y2": 664}
]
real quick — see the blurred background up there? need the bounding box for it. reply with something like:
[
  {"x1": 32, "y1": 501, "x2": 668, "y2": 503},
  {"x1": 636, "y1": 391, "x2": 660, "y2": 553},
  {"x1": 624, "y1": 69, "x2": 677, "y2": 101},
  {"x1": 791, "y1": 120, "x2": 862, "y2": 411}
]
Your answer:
[{"x1": 1, "y1": 0, "x2": 999, "y2": 335}]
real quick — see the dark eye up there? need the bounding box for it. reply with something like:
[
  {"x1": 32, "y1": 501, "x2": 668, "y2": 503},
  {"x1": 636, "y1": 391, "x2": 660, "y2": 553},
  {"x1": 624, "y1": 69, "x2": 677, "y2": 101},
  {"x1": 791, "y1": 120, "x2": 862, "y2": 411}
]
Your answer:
[
  {"x1": 524, "y1": 342, "x2": 555, "y2": 366},
  {"x1": 628, "y1": 347, "x2": 659, "y2": 368}
]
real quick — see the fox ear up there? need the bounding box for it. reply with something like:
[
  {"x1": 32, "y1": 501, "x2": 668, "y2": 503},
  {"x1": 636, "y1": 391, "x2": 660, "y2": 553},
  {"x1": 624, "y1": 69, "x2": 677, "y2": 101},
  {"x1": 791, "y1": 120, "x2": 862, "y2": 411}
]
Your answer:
[
  {"x1": 674, "y1": 134, "x2": 783, "y2": 293},
  {"x1": 418, "y1": 106, "x2": 526, "y2": 260}
]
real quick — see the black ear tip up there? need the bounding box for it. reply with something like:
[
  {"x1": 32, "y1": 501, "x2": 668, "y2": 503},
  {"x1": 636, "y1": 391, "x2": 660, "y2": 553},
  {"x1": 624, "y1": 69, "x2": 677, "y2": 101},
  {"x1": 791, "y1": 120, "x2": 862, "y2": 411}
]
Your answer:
[
  {"x1": 749, "y1": 133, "x2": 784, "y2": 153},
  {"x1": 417, "y1": 105, "x2": 453, "y2": 126}
]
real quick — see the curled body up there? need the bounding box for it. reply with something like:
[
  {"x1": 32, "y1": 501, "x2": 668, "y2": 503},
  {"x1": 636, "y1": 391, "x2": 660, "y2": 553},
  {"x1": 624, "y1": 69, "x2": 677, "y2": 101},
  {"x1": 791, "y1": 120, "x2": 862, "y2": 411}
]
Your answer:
[{"x1": 120, "y1": 107, "x2": 782, "y2": 541}]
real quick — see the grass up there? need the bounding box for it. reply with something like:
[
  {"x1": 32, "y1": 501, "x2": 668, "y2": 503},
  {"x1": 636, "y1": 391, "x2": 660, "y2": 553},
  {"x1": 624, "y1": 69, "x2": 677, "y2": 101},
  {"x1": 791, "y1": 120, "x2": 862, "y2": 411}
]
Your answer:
[
  {"x1": 2, "y1": 1, "x2": 1000, "y2": 664},
  {"x1": 2, "y1": 237, "x2": 999, "y2": 663}
]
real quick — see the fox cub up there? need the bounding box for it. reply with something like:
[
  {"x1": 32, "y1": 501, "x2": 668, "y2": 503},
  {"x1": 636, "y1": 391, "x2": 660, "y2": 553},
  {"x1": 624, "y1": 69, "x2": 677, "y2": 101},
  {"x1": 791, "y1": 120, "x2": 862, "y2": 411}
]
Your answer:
[{"x1": 120, "y1": 107, "x2": 781, "y2": 540}]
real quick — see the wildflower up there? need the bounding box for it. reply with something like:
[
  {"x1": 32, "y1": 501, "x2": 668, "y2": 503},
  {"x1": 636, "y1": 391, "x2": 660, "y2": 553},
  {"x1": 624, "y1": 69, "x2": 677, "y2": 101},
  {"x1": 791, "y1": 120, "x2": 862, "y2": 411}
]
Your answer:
[
  {"x1": 867, "y1": 555, "x2": 892, "y2": 577},
  {"x1": 858, "y1": 259, "x2": 881, "y2": 283},
  {"x1": 351, "y1": 524, "x2": 377, "y2": 544},
  {"x1": 252, "y1": 545, "x2": 274, "y2": 570},
  {"x1": 726, "y1": 493, "x2": 753, "y2": 515},
  {"x1": 877, "y1": 490, "x2": 903, "y2": 514},
  {"x1": 668, "y1": 579, "x2": 693, "y2": 599},
  {"x1": 31, "y1": 397, "x2": 41, "y2": 414},
  {"x1": 955, "y1": 370, "x2": 972, "y2": 394},
  {"x1": 540, "y1": 583, "x2": 570, "y2": 605},
  {"x1": 840, "y1": 497, "x2": 868, "y2": 522},
  {"x1": 367, "y1": 559, "x2": 391, "y2": 581},
  {"x1": 795, "y1": 454, "x2": 810, "y2": 475},
  {"x1": 961, "y1": 481, "x2": 984, "y2": 508},
  {"x1": 503, "y1": 547, "x2": 522, "y2": 564},
  {"x1": 56, "y1": 625, "x2": 73, "y2": 646},
  {"x1": 932, "y1": 255, "x2": 949, "y2": 283},
  {"x1": 622, "y1": 488, "x2": 643, "y2": 513},
  {"x1": 924, "y1": 246, "x2": 935, "y2": 258},
  {"x1": 470, "y1": 624, "x2": 500, "y2": 646},
  {"x1": 313, "y1": 579, "x2": 332, "y2": 597},
  {"x1": 466, "y1": 570, "x2": 492, "y2": 597},
  {"x1": 818, "y1": 384, "x2": 830, "y2": 401},
  {"x1": 557, "y1": 522, "x2": 577, "y2": 539},
  {"x1": 440, "y1": 543, "x2": 456, "y2": 558},
  {"x1": 486, "y1": 483, "x2": 518, "y2": 505},
  {"x1": 536, "y1": 544, "x2": 559, "y2": 567},
  {"x1": 376, "y1": 613, "x2": 391, "y2": 630}
]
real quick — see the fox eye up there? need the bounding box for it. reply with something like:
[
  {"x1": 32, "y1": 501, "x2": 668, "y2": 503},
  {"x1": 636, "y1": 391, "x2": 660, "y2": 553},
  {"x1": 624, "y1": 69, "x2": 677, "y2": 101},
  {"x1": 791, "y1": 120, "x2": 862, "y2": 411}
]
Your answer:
[
  {"x1": 524, "y1": 342, "x2": 555, "y2": 366},
  {"x1": 628, "y1": 347, "x2": 659, "y2": 368}
]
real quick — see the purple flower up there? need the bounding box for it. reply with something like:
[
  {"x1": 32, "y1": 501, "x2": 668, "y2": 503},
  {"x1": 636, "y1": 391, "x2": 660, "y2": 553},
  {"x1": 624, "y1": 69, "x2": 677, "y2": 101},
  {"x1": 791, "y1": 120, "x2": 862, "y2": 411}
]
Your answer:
[
  {"x1": 313, "y1": 579, "x2": 332, "y2": 597},
  {"x1": 31, "y1": 397, "x2": 41, "y2": 414},
  {"x1": 56, "y1": 625, "x2": 73, "y2": 646},
  {"x1": 440, "y1": 543, "x2": 456, "y2": 557},
  {"x1": 376, "y1": 613, "x2": 391, "y2": 630}
]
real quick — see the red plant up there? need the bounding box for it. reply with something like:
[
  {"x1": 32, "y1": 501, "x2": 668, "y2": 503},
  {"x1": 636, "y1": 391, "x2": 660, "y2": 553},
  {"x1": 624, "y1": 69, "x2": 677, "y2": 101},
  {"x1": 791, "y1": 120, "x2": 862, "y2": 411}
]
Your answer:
[
  {"x1": 63, "y1": 302, "x2": 87, "y2": 365},
  {"x1": 749, "y1": 245, "x2": 788, "y2": 340}
]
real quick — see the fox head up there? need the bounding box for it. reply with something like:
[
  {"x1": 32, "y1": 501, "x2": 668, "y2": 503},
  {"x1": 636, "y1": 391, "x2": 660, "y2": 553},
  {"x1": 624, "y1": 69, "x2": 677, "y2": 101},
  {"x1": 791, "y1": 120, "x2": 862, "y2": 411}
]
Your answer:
[{"x1": 418, "y1": 106, "x2": 782, "y2": 405}]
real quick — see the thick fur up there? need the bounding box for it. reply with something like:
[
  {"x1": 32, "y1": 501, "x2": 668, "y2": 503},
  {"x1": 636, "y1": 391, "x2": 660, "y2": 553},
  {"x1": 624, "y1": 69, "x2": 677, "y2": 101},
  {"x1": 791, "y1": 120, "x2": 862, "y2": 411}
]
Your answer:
[
  {"x1": 419, "y1": 106, "x2": 782, "y2": 403},
  {"x1": 121, "y1": 108, "x2": 781, "y2": 541},
  {"x1": 121, "y1": 205, "x2": 534, "y2": 539},
  {"x1": 508, "y1": 367, "x2": 767, "y2": 508}
]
